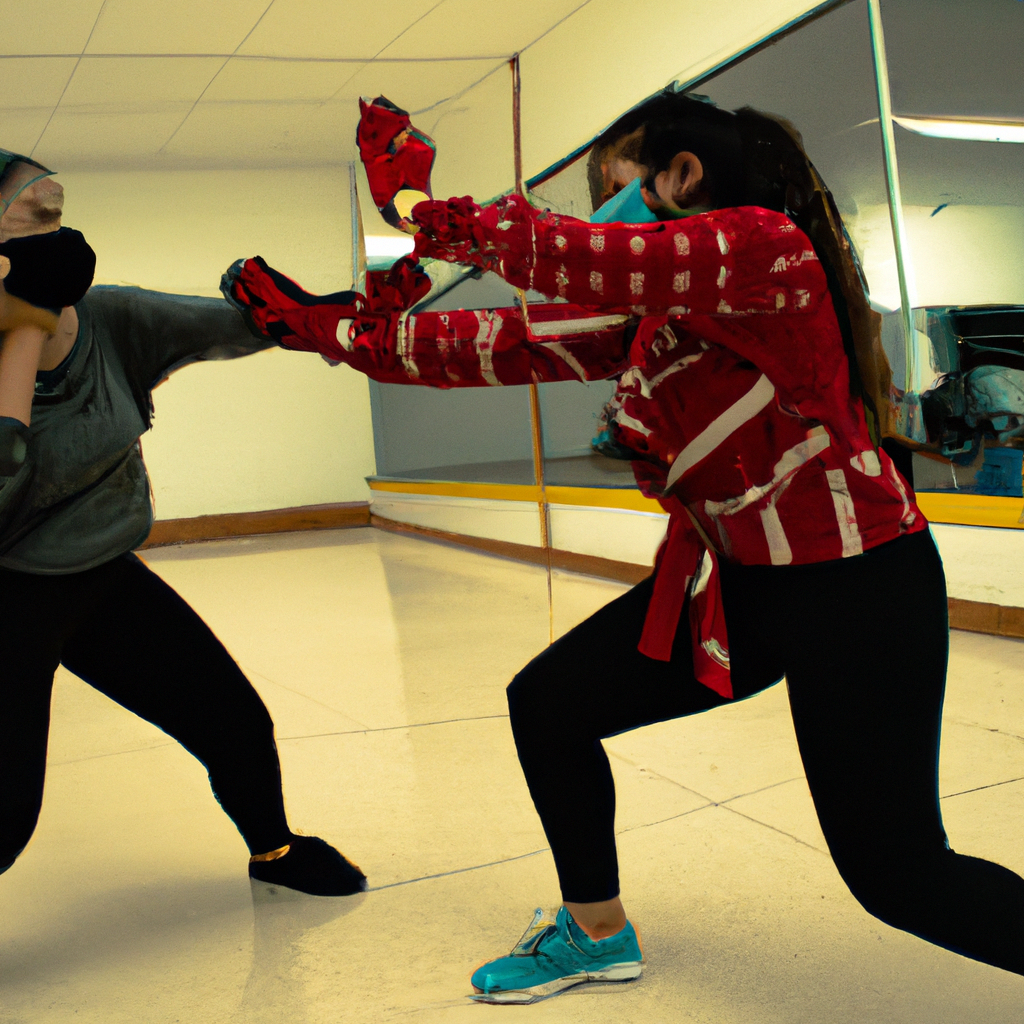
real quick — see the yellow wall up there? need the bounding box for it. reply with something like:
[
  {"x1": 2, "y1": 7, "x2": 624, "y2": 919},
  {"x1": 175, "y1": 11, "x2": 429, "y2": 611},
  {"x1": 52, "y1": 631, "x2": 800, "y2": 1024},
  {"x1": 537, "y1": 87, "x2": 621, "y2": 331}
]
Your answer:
[
  {"x1": 61, "y1": 166, "x2": 376, "y2": 519},
  {"x1": 520, "y1": 0, "x2": 822, "y2": 180}
]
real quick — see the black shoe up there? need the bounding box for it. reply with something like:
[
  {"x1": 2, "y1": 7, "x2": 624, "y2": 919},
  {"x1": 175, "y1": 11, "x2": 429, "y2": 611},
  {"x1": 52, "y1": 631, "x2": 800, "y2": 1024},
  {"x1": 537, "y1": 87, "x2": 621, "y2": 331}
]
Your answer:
[{"x1": 249, "y1": 835, "x2": 367, "y2": 896}]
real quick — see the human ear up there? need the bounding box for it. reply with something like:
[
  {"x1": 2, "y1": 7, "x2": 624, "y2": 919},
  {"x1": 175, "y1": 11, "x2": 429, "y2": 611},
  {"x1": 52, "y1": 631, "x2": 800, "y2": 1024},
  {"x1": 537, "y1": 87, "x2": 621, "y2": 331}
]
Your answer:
[
  {"x1": 0, "y1": 255, "x2": 9, "y2": 281},
  {"x1": 654, "y1": 151, "x2": 705, "y2": 209},
  {"x1": 677, "y1": 152, "x2": 704, "y2": 199}
]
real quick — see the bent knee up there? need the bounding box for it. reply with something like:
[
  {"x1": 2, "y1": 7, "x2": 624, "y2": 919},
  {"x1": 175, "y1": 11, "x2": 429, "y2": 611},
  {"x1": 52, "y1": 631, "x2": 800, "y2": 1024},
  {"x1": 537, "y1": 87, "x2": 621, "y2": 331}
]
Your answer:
[
  {"x1": 836, "y1": 849, "x2": 951, "y2": 931},
  {"x1": 507, "y1": 661, "x2": 540, "y2": 709}
]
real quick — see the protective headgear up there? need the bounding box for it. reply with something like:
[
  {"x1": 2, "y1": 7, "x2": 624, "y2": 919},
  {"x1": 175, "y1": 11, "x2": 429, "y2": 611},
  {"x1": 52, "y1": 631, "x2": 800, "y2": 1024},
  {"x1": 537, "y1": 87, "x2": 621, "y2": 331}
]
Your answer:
[{"x1": 0, "y1": 150, "x2": 54, "y2": 217}]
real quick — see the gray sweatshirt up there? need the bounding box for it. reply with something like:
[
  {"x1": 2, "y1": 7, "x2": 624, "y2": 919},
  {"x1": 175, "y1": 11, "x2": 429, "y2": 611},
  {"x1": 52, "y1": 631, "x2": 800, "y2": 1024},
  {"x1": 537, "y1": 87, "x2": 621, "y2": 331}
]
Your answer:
[{"x1": 0, "y1": 286, "x2": 275, "y2": 574}]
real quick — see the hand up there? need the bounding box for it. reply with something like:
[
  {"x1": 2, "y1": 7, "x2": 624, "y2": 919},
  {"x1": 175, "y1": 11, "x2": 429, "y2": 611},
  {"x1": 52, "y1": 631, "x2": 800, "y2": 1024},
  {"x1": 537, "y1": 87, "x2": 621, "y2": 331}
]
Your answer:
[
  {"x1": 221, "y1": 257, "x2": 347, "y2": 353},
  {"x1": 221, "y1": 257, "x2": 366, "y2": 362}
]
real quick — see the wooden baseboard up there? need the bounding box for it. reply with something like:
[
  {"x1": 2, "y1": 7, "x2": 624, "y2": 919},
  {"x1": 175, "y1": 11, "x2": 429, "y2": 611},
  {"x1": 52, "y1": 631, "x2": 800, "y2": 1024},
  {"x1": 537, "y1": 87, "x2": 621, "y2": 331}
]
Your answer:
[
  {"x1": 948, "y1": 598, "x2": 1024, "y2": 639},
  {"x1": 371, "y1": 515, "x2": 1023, "y2": 638},
  {"x1": 140, "y1": 507, "x2": 1023, "y2": 640},
  {"x1": 369, "y1": 514, "x2": 652, "y2": 585},
  {"x1": 141, "y1": 502, "x2": 370, "y2": 548}
]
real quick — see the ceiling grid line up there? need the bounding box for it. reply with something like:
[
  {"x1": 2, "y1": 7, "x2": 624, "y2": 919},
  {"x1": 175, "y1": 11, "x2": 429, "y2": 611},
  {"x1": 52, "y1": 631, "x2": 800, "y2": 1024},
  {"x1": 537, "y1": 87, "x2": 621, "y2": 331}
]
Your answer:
[
  {"x1": 410, "y1": 60, "x2": 509, "y2": 117},
  {"x1": 408, "y1": 0, "x2": 595, "y2": 119},
  {"x1": 319, "y1": 0, "x2": 451, "y2": 108},
  {"x1": 156, "y1": 0, "x2": 280, "y2": 155},
  {"x1": 517, "y1": 0, "x2": 595, "y2": 58},
  {"x1": 28, "y1": 0, "x2": 110, "y2": 158},
  {"x1": 0, "y1": 53, "x2": 510, "y2": 63}
]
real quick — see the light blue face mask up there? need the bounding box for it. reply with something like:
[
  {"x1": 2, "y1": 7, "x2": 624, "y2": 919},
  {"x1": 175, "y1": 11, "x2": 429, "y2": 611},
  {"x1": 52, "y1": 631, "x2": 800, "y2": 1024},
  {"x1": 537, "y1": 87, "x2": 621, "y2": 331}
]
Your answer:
[{"x1": 589, "y1": 176, "x2": 659, "y2": 224}]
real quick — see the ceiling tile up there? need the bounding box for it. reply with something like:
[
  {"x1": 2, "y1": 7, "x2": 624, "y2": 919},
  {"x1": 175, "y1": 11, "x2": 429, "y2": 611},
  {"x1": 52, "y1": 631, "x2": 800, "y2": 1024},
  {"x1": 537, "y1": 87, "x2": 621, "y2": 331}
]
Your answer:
[
  {"x1": 382, "y1": 0, "x2": 587, "y2": 59},
  {"x1": 85, "y1": 0, "x2": 272, "y2": 55},
  {"x1": 32, "y1": 104, "x2": 198, "y2": 168},
  {"x1": 56, "y1": 56, "x2": 225, "y2": 107},
  {"x1": 0, "y1": 110, "x2": 59, "y2": 158},
  {"x1": 327, "y1": 58, "x2": 506, "y2": 121},
  {"x1": 235, "y1": 0, "x2": 441, "y2": 58},
  {"x1": 0, "y1": 57, "x2": 78, "y2": 109},
  {"x1": 0, "y1": 0, "x2": 105, "y2": 56},
  {"x1": 162, "y1": 100, "x2": 351, "y2": 166},
  {"x1": 202, "y1": 58, "x2": 355, "y2": 103}
]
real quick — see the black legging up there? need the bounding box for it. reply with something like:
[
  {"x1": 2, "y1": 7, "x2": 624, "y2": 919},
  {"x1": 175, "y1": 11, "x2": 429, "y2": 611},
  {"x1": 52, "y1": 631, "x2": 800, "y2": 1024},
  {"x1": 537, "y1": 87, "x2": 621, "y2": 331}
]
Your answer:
[
  {"x1": 0, "y1": 552, "x2": 292, "y2": 870},
  {"x1": 507, "y1": 530, "x2": 1024, "y2": 975}
]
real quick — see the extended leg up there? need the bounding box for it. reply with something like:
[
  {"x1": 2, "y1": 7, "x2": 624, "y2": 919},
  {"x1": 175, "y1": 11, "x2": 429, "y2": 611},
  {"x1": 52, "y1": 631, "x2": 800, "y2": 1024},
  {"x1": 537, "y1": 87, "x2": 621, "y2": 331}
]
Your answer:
[
  {"x1": 60, "y1": 554, "x2": 366, "y2": 895},
  {"x1": 60, "y1": 553, "x2": 292, "y2": 855},
  {"x1": 777, "y1": 532, "x2": 1024, "y2": 975},
  {"x1": 0, "y1": 568, "x2": 73, "y2": 872}
]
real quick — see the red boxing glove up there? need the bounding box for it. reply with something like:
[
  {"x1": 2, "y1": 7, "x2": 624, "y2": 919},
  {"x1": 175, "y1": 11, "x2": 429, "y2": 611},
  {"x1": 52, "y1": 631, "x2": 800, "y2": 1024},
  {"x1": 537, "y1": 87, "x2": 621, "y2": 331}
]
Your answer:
[
  {"x1": 221, "y1": 256, "x2": 430, "y2": 363},
  {"x1": 412, "y1": 193, "x2": 539, "y2": 285},
  {"x1": 357, "y1": 96, "x2": 436, "y2": 231}
]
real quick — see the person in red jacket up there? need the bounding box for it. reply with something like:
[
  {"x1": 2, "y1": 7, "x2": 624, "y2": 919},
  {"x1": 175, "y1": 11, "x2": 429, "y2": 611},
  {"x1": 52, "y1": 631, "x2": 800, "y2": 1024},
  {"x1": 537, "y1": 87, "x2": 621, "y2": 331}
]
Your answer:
[{"x1": 224, "y1": 93, "x2": 1024, "y2": 999}]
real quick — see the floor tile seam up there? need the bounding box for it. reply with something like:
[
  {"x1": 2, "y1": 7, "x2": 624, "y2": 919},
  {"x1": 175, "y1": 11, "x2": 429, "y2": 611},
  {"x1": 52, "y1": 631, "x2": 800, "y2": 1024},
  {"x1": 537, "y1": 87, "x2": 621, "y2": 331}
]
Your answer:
[
  {"x1": 381, "y1": 999, "x2": 472, "y2": 1020},
  {"x1": 367, "y1": 847, "x2": 549, "y2": 891},
  {"x1": 940, "y1": 774, "x2": 1024, "y2": 800},
  {"x1": 276, "y1": 713, "x2": 510, "y2": 741},
  {"x1": 614, "y1": 782, "x2": 824, "y2": 854},
  {"x1": 608, "y1": 749, "x2": 806, "y2": 806},
  {"x1": 717, "y1": 803, "x2": 827, "y2": 853},
  {"x1": 945, "y1": 717, "x2": 1024, "y2": 743},
  {"x1": 45, "y1": 715, "x2": 513, "y2": 766},
  {"x1": 367, "y1": 797, "x2": 781, "y2": 890},
  {"x1": 241, "y1": 665, "x2": 374, "y2": 731},
  {"x1": 47, "y1": 740, "x2": 178, "y2": 768}
]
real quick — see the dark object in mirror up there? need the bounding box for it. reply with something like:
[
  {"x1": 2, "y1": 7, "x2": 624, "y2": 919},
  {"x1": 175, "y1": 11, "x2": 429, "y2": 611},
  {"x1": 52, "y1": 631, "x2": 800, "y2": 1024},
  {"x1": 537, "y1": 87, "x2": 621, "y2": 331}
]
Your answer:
[{"x1": 920, "y1": 305, "x2": 1024, "y2": 459}]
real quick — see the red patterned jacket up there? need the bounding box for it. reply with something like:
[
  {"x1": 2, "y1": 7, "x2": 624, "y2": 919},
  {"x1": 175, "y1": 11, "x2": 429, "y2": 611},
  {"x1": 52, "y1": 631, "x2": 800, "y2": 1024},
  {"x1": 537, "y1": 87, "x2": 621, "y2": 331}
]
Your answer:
[{"x1": 232, "y1": 195, "x2": 925, "y2": 696}]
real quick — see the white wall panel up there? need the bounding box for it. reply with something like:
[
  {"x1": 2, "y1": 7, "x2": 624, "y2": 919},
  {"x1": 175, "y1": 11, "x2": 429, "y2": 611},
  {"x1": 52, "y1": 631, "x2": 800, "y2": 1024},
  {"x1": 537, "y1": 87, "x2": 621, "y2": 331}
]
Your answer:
[
  {"x1": 932, "y1": 524, "x2": 1024, "y2": 609},
  {"x1": 61, "y1": 165, "x2": 375, "y2": 519},
  {"x1": 549, "y1": 505, "x2": 667, "y2": 566},
  {"x1": 370, "y1": 492, "x2": 544, "y2": 547}
]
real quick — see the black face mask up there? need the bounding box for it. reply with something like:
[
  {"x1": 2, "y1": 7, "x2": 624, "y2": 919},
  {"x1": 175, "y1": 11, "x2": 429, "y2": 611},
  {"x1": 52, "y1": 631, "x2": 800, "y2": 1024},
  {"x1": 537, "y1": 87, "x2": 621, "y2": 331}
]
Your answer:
[{"x1": 0, "y1": 227, "x2": 96, "y2": 315}]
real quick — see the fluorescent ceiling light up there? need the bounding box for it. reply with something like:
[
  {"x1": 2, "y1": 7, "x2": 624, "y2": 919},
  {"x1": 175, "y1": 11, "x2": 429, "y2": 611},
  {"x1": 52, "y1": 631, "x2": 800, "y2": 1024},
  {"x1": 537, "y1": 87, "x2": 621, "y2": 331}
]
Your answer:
[
  {"x1": 893, "y1": 115, "x2": 1024, "y2": 143},
  {"x1": 365, "y1": 235, "x2": 416, "y2": 258}
]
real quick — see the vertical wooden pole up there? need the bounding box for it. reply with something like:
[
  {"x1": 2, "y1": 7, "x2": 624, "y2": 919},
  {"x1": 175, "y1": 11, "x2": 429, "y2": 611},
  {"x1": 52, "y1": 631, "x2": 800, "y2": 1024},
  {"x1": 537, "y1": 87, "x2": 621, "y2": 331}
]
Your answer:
[{"x1": 511, "y1": 53, "x2": 554, "y2": 643}]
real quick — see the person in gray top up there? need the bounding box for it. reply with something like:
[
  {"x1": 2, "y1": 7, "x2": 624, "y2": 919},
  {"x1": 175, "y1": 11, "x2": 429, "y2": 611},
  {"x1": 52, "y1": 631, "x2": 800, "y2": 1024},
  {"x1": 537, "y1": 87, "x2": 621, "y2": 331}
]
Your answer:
[{"x1": 0, "y1": 151, "x2": 366, "y2": 896}]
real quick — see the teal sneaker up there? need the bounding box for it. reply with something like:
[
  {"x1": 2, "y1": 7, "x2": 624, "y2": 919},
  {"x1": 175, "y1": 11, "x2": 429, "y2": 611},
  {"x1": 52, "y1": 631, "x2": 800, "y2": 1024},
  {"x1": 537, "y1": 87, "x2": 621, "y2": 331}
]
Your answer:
[{"x1": 470, "y1": 906, "x2": 643, "y2": 1004}]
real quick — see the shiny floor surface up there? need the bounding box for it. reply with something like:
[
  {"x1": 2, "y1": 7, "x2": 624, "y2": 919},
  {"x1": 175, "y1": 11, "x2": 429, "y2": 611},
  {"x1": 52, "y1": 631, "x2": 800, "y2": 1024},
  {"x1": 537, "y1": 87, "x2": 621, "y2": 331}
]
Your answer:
[{"x1": 1, "y1": 528, "x2": 1021, "y2": 1023}]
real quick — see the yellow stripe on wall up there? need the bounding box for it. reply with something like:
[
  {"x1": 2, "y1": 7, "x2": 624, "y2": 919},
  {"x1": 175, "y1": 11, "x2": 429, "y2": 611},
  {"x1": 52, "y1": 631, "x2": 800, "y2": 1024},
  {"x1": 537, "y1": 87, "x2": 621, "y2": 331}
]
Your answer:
[
  {"x1": 545, "y1": 486, "x2": 664, "y2": 514},
  {"x1": 370, "y1": 478, "x2": 1024, "y2": 528},
  {"x1": 368, "y1": 478, "x2": 542, "y2": 503},
  {"x1": 368, "y1": 478, "x2": 663, "y2": 512},
  {"x1": 917, "y1": 492, "x2": 1024, "y2": 530}
]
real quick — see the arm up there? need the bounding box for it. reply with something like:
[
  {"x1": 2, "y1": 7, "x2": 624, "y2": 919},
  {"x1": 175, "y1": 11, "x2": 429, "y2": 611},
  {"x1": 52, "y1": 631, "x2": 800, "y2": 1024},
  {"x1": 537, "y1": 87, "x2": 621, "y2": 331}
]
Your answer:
[
  {"x1": 412, "y1": 194, "x2": 829, "y2": 317},
  {"x1": 222, "y1": 256, "x2": 632, "y2": 388},
  {"x1": 413, "y1": 195, "x2": 869, "y2": 446},
  {"x1": 86, "y1": 286, "x2": 277, "y2": 393}
]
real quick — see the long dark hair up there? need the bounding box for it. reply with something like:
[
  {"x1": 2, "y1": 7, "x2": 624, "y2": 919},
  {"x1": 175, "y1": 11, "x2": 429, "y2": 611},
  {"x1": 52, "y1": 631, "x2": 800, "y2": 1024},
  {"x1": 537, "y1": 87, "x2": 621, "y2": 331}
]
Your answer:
[{"x1": 590, "y1": 90, "x2": 891, "y2": 443}]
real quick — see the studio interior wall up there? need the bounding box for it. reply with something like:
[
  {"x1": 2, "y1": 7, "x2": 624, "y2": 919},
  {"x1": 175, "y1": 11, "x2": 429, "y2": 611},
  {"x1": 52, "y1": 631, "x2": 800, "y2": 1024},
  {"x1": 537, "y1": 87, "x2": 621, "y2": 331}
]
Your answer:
[
  {"x1": 519, "y1": 0, "x2": 824, "y2": 181},
  {"x1": 848, "y1": 203, "x2": 1024, "y2": 311},
  {"x1": 61, "y1": 166, "x2": 375, "y2": 520}
]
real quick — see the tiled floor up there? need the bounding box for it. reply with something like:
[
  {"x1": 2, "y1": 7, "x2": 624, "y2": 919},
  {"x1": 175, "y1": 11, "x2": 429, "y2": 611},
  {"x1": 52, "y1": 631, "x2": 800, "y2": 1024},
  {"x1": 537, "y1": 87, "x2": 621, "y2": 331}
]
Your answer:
[{"x1": 1, "y1": 528, "x2": 1020, "y2": 1022}]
